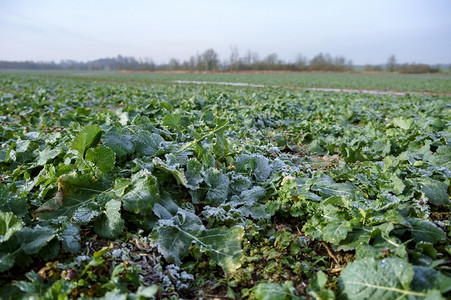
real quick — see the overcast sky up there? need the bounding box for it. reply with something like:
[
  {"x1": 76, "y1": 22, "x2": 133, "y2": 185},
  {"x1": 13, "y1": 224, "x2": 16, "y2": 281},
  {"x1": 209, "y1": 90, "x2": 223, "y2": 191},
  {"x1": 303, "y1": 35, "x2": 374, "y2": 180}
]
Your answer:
[{"x1": 1, "y1": 0, "x2": 450, "y2": 65}]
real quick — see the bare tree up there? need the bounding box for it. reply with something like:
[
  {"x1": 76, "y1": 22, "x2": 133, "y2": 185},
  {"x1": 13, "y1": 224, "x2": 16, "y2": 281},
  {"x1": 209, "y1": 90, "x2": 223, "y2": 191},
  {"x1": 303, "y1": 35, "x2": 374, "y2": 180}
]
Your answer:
[
  {"x1": 169, "y1": 58, "x2": 180, "y2": 70},
  {"x1": 295, "y1": 53, "x2": 307, "y2": 69},
  {"x1": 229, "y1": 45, "x2": 240, "y2": 72},
  {"x1": 387, "y1": 54, "x2": 397, "y2": 72},
  {"x1": 200, "y1": 48, "x2": 219, "y2": 72}
]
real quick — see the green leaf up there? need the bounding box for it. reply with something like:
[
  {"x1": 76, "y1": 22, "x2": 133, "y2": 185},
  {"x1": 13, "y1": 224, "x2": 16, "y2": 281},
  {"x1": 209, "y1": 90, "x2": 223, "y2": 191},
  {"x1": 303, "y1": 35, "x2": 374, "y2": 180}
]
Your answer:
[
  {"x1": 417, "y1": 177, "x2": 449, "y2": 206},
  {"x1": 102, "y1": 127, "x2": 135, "y2": 157},
  {"x1": 336, "y1": 228, "x2": 372, "y2": 251},
  {"x1": 163, "y1": 113, "x2": 182, "y2": 132},
  {"x1": 135, "y1": 285, "x2": 159, "y2": 298},
  {"x1": 154, "y1": 209, "x2": 205, "y2": 264},
  {"x1": 322, "y1": 221, "x2": 352, "y2": 244},
  {"x1": 113, "y1": 177, "x2": 132, "y2": 197},
  {"x1": 0, "y1": 185, "x2": 28, "y2": 217},
  {"x1": 236, "y1": 154, "x2": 272, "y2": 182},
  {"x1": 36, "y1": 146, "x2": 62, "y2": 165},
  {"x1": 393, "y1": 117, "x2": 413, "y2": 130},
  {"x1": 312, "y1": 175, "x2": 358, "y2": 199},
  {"x1": 33, "y1": 172, "x2": 107, "y2": 220},
  {"x1": 71, "y1": 125, "x2": 102, "y2": 157},
  {"x1": 85, "y1": 145, "x2": 116, "y2": 173},
  {"x1": 412, "y1": 266, "x2": 451, "y2": 294},
  {"x1": 426, "y1": 145, "x2": 451, "y2": 169},
  {"x1": 73, "y1": 204, "x2": 100, "y2": 224},
  {"x1": 185, "y1": 158, "x2": 203, "y2": 189},
  {"x1": 240, "y1": 186, "x2": 267, "y2": 205},
  {"x1": 213, "y1": 131, "x2": 229, "y2": 159},
  {"x1": 61, "y1": 222, "x2": 81, "y2": 253},
  {"x1": 253, "y1": 281, "x2": 300, "y2": 300},
  {"x1": 0, "y1": 252, "x2": 15, "y2": 272},
  {"x1": 198, "y1": 226, "x2": 244, "y2": 273},
  {"x1": 121, "y1": 171, "x2": 159, "y2": 214},
  {"x1": 408, "y1": 218, "x2": 446, "y2": 244},
  {"x1": 230, "y1": 174, "x2": 252, "y2": 194},
  {"x1": 310, "y1": 270, "x2": 329, "y2": 290},
  {"x1": 16, "y1": 226, "x2": 56, "y2": 254},
  {"x1": 153, "y1": 157, "x2": 188, "y2": 187},
  {"x1": 204, "y1": 168, "x2": 229, "y2": 205},
  {"x1": 309, "y1": 271, "x2": 335, "y2": 300},
  {"x1": 355, "y1": 235, "x2": 407, "y2": 260},
  {"x1": 391, "y1": 175, "x2": 405, "y2": 195},
  {"x1": 0, "y1": 212, "x2": 23, "y2": 243},
  {"x1": 133, "y1": 132, "x2": 164, "y2": 157},
  {"x1": 154, "y1": 208, "x2": 243, "y2": 273},
  {"x1": 94, "y1": 199, "x2": 124, "y2": 239},
  {"x1": 339, "y1": 257, "x2": 427, "y2": 299},
  {"x1": 39, "y1": 238, "x2": 60, "y2": 260}
]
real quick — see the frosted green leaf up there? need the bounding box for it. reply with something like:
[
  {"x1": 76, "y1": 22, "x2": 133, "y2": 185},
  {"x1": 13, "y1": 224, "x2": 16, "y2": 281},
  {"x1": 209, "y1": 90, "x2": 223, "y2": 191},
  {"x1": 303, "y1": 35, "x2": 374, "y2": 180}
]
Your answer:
[
  {"x1": 322, "y1": 220, "x2": 352, "y2": 244},
  {"x1": 85, "y1": 145, "x2": 116, "y2": 173},
  {"x1": 204, "y1": 168, "x2": 229, "y2": 205},
  {"x1": 408, "y1": 218, "x2": 446, "y2": 244},
  {"x1": 252, "y1": 155, "x2": 272, "y2": 181},
  {"x1": 163, "y1": 113, "x2": 182, "y2": 132},
  {"x1": 336, "y1": 228, "x2": 372, "y2": 251},
  {"x1": 238, "y1": 202, "x2": 274, "y2": 220},
  {"x1": 412, "y1": 266, "x2": 451, "y2": 294},
  {"x1": 153, "y1": 203, "x2": 172, "y2": 220},
  {"x1": 236, "y1": 154, "x2": 272, "y2": 182},
  {"x1": 71, "y1": 125, "x2": 102, "y2": 157},
  {"x1": 16, "y1": 226, "x2": 56, "y2": 254},
  {"x1": 185, "y1": 158, "x2": 203, "y2": 189},
  {"x1": 426, "y1": 145, "x2": 451, "y2": 169},
  {"x1": 36, "y1": 146, "x2": 62, "y2": 165},
  {"x1": 133, "y1": 132, "x2": 164, "y2": 157},
  {"x1": 240, "y1": 186, "x2": 266, "y2": 205},
  {"x1": 253, "y1": 281, "x2": 300, "y2": 300},
  {"x1": 113, "y1": 177, "x2": 132, "y2": 197},
  {"x1": 0, "y1": 252, "x2": 15, "y2": 272},
  {"x1": 391, "y1": 175, "x2": 405, "y2": 195},
  {"x1": 33, "y1": 173, "x2": 106, "y2": 220},
  {"x1": 94, "y1": 199, "x2": 124, "y2": 239},
  {"x1": 154, "y1": 209, "x2": 205, "y2": 264},
  {"x1": 339, "y1": 257, "x2": 426, "y2": 300},
  {"x1": 121, "y1": 171, "x2": 159, "y2": 214},
  {"x1": 230, "y1": 174, "x2": 252, "y2": 194},
  {"x1": 136, "y1": 285, "x2": 159, "y2": 298},
  {"x1": 154, "y1": 209, "x2": 243, "y2": 273},
  {"x1": 393, "y1": 117, "x2": 413, "y2": 130},
  {"x1": 15, "y1": 140, "x2": 30, "y2": 153},
  {"x1": 198, "y1": 226, "x2": 244, "y2": 273},
  {"x1": 0, "y1": 212, "x2": 23, "y2": 243},
  {"x1": 73, "y1": 205, "x2": 100, "y2": 224},
  {"x1": 417, "y1": 177, "x2": 449, "y2": 206},
  {"x1": 153, "y1": 157, "x2": 188, "y2": 187},
  {"x1": 61, "y1": 222, "x2": 81, "y2": 253},
  {"x1": 294, "y1": 178, "x2": 322, "y2": 201},
  {"x1": 355, "y1": 235, "x2": 407, "y2": 260},
  {"x1": 102, "y1": 127, "x2": 135, "y2": 157},
  {"x1": 312, "y1": 175, "x2": 358, "y2": 199},
  {"x1": 213, "y1": 132, "x2": 229, "y2": 159}
]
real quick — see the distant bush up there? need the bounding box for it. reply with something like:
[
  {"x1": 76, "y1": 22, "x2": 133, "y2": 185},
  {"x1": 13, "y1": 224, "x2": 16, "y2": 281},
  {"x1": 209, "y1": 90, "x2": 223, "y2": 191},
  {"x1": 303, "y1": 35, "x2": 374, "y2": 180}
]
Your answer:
[
  {"x1": 398, "y1": 63, "x2": 440, "y2": 74},
  {"x1": 364, "y1": 65, "x2": 383, "y2": 72},
  {"x1": 308, "y1": 53, "x2": 352, "y2": 72}
]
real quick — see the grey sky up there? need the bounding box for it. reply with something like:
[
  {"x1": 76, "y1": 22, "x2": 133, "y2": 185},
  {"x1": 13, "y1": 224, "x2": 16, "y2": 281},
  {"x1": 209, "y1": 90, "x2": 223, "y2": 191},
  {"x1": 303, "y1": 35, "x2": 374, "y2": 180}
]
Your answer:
[{"x1": 1, "y1": 0, "x2": 450, "y2": 65}]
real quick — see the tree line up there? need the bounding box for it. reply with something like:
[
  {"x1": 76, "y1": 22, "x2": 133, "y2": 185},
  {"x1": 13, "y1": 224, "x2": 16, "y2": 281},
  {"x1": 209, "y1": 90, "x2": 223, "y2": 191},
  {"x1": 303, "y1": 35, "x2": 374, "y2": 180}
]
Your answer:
[{"x1": 0, "y1": 49, "x2": 445, "y2": 73}]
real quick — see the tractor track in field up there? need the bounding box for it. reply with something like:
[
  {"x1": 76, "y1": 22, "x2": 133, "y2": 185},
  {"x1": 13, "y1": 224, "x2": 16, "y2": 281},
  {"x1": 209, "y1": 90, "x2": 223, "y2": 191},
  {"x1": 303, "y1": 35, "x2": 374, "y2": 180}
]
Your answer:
[{"x1": 173, "y1": 80, "x2": 451, "y2": 96}]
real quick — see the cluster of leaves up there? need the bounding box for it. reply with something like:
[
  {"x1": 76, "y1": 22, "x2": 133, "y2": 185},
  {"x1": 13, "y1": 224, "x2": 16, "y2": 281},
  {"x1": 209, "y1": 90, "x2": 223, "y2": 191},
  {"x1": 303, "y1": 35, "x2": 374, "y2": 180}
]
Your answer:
[{"x1": 0, "y1": 73, "x2": 450, "y2": 299}]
